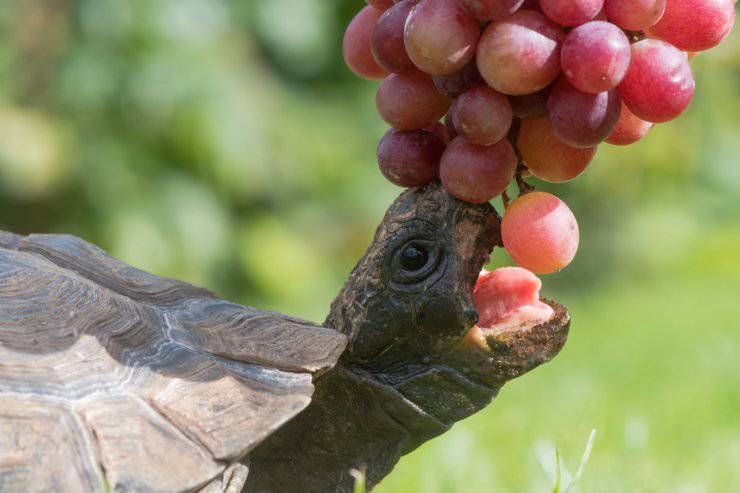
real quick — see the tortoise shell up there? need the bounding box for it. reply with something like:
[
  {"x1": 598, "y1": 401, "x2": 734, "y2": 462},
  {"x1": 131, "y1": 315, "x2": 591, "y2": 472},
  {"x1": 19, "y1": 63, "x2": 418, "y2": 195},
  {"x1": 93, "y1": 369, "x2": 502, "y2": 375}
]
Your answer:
[{"x1": 0, "y1": 230, "x2": 346, "y2": 492}]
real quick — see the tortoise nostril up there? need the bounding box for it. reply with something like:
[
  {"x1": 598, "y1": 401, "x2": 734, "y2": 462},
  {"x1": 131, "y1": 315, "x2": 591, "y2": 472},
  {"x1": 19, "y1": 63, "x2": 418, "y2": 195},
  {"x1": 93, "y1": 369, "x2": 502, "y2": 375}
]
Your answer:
[{"x1": 463, "y1": 307, "x2": 478, "y2": 327}]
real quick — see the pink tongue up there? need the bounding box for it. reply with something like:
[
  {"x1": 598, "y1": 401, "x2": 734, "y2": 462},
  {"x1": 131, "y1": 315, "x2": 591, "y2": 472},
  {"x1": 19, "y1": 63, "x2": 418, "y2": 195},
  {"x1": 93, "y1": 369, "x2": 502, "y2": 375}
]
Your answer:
[{"x1": 474, "y1": 267, "x2": 554, "y2": 328}]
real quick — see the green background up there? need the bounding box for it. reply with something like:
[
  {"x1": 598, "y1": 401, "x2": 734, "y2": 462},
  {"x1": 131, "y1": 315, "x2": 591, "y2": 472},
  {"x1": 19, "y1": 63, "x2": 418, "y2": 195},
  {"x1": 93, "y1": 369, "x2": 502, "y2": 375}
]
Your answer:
[{"x1": 0, "y1": 1, "x2": 738, "y2": 491}]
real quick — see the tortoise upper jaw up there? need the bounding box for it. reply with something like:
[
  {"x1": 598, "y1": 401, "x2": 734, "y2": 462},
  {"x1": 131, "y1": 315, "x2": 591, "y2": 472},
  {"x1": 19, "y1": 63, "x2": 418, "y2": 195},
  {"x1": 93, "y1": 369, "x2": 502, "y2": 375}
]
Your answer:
[{"x1": 459, "y1": 300, "x2": 570, "y2": 387}]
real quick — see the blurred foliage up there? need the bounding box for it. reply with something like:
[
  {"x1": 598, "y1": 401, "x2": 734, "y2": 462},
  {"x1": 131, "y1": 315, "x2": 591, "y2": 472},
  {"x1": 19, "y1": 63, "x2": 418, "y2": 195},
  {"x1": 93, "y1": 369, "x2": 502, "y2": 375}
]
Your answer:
[{"x1": 0, "y1": 1, "x2": 738, "y2": 491}]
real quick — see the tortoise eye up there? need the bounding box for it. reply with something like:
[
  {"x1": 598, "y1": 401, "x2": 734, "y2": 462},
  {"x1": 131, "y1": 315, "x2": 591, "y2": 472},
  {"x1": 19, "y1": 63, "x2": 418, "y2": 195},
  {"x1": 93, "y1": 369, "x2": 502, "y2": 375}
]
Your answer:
[
  {"x1": 401, "y1": 244, "x2": 429, "y2": 272},
  {"x1": 389, "y1": 239, "x2": 445, "y2": 291}
]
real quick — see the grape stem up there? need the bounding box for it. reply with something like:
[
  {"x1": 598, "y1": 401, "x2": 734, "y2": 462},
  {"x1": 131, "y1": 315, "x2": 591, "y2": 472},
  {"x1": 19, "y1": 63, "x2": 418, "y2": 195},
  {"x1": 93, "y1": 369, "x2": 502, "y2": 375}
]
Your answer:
[{"x1": 515, "y1": 162, "x2": 534, "y2": 196}]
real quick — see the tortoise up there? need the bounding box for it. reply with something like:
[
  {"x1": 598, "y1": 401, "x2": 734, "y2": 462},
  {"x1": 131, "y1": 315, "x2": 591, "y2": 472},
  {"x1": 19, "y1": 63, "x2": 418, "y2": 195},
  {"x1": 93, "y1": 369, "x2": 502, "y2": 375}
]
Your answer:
[{"x1": 0, "y1": 183, "x2": 569, "y2": 493}]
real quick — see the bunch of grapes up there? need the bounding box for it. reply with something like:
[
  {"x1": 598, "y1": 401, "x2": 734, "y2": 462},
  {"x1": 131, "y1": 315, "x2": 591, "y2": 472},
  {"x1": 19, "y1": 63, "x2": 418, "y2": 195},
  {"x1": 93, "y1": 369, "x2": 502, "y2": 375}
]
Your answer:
[{"x1": 344, "y1": 0, "x2": 735, "y2": 275}]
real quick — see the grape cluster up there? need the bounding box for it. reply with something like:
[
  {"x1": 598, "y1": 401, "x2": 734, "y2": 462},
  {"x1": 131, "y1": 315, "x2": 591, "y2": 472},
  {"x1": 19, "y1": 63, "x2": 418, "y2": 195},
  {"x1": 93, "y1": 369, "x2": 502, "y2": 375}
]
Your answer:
[{"x1": 344, "y1": 0, "x2": 735, "y2": 274}]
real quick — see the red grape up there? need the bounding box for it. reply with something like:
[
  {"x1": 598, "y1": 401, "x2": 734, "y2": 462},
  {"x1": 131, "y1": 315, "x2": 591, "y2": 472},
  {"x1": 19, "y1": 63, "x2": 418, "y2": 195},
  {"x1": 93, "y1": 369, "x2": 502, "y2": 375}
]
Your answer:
[
  {"x1": 453, "y1": 86, "x2": 514, "y2": 146},
  {"x1": 604, "y1": 0, "x2": 666, "y2": 31},
  {"x1": 343, "y1": 6, "x2": 390, "y2": 80},
  {"x1": 457, "y1": 0, "x2": 526, "y2": 21},
  {"x1": 618, "y1": 39, "x2": 695, "y2": 123},
  {"x1": 432, "y1": 60, "x2": 485, "y2": 98},
  {"x1": 650, "y1": 0, "x2": 735, "y2": 52},
  {"x1": 547, "y1": 78, "x2": 621, "y2": 148},
  {"x1": 377, "y1": 129, "x2": 445, "y2": 187},
  {"x1": 424, "y1": 122, "x2": 451, "y2": 144},
  {"x1": 367, "y1": 0, "x2": 395, "y2": 10},
  {"x1": 540, "y1": 0, "x2": 604, "y2": 27},
  {"x1": 518, "y1": 118, "x2": 597, "y2": 182},
  {"x1": 440, "y1": 136, "x2": 517, "y2": 203},
  {"x1": 605, "y1": 102, "x2": 654, "y2": 145},
  {"x1": 509, "y1": 86, "x2": 552, "y2": 119},
  {"x1": 502, "y1": 192, "x2": 580, "y2": 274},
  {"x1": 477, "y1": 10, "x2": 564, "y2": 95},
  {"x1": 404, "y1": 0, "x2": 481, "y2": 75},
  {"x1": 376, "y1": 71, "x2": 452, "y2": 130},
  {"x1": 372, "y1": 0, "x2": 418, "y2": 73},
  {"x1": 561, "y1": 21, "x2": 631, "y2": 94}
]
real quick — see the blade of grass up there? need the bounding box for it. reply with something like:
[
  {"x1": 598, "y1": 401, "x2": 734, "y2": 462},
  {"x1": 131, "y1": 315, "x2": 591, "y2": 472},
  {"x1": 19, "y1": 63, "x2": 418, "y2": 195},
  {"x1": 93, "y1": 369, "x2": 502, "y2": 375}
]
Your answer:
[{"x1": 565, "y1": 428, "x2": 597, "y2": 493}]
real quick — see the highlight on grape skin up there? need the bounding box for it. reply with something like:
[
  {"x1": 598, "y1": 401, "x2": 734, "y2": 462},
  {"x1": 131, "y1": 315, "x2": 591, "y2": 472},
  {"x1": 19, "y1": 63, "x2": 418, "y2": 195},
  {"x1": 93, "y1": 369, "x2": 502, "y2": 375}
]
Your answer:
[{"x1": 502, "y1": 192, "x2": 580, "y2": 275}]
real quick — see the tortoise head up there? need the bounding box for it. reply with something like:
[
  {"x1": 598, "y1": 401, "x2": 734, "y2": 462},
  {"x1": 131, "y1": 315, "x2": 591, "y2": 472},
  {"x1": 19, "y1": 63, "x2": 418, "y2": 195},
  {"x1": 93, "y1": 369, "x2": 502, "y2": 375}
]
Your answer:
[
  {"x1": 326, "y1": 181, "x2": 569, "y2": 426},
  {"x1": 327, "y1": 182, "x2": 496, "y2": 364}
]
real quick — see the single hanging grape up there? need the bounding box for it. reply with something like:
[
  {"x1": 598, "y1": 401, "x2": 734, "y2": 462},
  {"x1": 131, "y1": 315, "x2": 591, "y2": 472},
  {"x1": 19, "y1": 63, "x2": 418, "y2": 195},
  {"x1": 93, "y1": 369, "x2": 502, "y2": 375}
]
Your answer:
[{"x1": 502, "y1": 192, "x2": 580, "y2": 275}]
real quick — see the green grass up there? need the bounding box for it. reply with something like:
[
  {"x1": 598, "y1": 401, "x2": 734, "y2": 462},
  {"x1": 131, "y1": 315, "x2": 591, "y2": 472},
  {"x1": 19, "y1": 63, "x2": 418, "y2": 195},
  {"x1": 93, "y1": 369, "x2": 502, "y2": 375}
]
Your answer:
[{"x1": 376, "y1": 269, "x2": 740, "y2": 492}]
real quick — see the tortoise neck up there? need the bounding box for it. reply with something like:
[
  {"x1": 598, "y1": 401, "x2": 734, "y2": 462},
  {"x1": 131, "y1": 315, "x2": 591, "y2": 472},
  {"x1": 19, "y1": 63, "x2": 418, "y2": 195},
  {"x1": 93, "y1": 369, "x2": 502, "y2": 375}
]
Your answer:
[{"x1": 244, "y1": 363, "x2": 449, "y2": 492}]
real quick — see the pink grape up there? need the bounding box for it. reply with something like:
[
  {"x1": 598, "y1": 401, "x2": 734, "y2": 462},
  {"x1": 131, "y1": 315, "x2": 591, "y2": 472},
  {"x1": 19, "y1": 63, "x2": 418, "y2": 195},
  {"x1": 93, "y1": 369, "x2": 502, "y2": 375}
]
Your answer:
[
  {"x1": 404, "y1": 0, "x2": 481, "y2": 75},
  {"x1": 509, "y1": 86, "x2": 552, "y2": 119},
  {"x1": 343, "y1": 6, "x2": 390, "y2": 80},
  {"x1": 376, "y1": 71, "x2": 452, "y2": 130},
  {"x1": 477, "y1": 10, "x2": 565, "y2": 95},
  {"x1": 561, "y1": 21, "x2": 631, "y2": 94},
  {"x1": 502, "y1": 192, "x2": 580, "y2": 275},
  {"x1": 432, "y1": 60, "x2": 485, "y2": 98},
  {"x1": 547, "y1": 78, "x2": 621, "y2": 148},
  {"x1": 367, "y1": 0, "x2": 395, "y2": 10},
  {"x1": 650, "y1": 0, "x2": 735, "y2": 52},
  {"x1": 540, "y1": 0, "x2": 604, "y2": 27},
  {"x1": 518, "y1": 118, "x2": 596, "y2": 182},
  {"x1": 372, "y1": 0, "x2": 418, "y2": 73},
  {"x1": 618, "y1": 39, "x2": 695, "y2": 123},
  {"x1": 457, "y1": 0, "x2": 526, "y2": 21},
  {"x1": 453, "y1": 86, "x2": 513, "y2": 146},
  {"x1": 604, "y1": 0, "x2": 666, "y2": 30},
  {"x1": 377, "y1": 129, "x2": 445, "y2": 187},
  {"x1": 440, "y1": 136, "x2": 517, "y2": 203},
  {"x1": 605, "y1": 102, "x2": 654, "y2": 145}
]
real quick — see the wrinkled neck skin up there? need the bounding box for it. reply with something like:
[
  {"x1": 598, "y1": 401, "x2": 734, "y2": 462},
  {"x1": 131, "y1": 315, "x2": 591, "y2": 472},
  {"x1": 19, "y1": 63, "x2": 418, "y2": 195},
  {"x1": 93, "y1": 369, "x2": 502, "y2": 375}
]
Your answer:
[{"x1": 244, "y1": 184, "x2": 568, "y2": 492}]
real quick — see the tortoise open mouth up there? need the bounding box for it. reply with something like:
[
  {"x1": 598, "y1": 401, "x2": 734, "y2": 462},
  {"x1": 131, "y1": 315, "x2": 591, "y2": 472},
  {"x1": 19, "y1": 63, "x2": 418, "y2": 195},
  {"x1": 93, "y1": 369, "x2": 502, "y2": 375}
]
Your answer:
[{"x1": 460, "y1": 267, "x2": 570, "y2": 386}]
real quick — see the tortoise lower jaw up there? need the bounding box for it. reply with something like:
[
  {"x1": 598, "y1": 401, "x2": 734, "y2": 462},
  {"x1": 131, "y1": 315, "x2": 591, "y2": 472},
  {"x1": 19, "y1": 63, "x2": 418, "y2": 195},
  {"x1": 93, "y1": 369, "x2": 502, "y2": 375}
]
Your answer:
[{"x1": 459, "y1": 300, "x2": 570, "y2": 387}]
